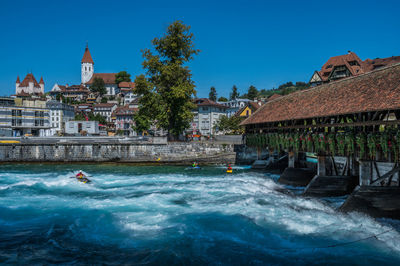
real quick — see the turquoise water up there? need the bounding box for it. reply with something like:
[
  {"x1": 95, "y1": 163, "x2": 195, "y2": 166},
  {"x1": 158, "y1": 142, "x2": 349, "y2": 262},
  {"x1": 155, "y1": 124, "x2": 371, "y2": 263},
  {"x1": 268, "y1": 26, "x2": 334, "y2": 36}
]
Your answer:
[{"x1": 1, "y1": 164, "x2": 400, "y2": 265}]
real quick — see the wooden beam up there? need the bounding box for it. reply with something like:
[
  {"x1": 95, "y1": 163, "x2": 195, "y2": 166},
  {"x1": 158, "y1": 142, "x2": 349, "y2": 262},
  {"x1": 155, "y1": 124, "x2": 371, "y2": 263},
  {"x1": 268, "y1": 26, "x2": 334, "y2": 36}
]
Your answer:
[
  {"x1": 257, "y1": 119, "x2": 400, "y2": 131},
  {"x1": 370, "y1": 166, "x2": 400, "y2": 186}
]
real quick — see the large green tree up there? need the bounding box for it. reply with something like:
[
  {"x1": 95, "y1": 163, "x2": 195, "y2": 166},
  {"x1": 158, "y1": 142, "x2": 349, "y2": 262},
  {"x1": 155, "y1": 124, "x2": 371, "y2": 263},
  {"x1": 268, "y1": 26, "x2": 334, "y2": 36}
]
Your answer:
[
  {"x1": 247, "y1": 85, "x2": 258, "y2": 100},
  {"x1": 230, "y1": 85, "x2": 239, "y2": 100},
  {"x1": 209, "y1": 86, "x2": 217, "y2": 101},
  {"x1": 91, "y1": 77, "x2": 107, "y2": 96},
  {"x1": 115, "y1": 71, "x2": 131, "y2": 84},
  {"x1": 133, "y1": 21, "x2": 199, "y2": 139},
  {"x1": 218, "y1": 96, "x2": 228, "y2": 102}
]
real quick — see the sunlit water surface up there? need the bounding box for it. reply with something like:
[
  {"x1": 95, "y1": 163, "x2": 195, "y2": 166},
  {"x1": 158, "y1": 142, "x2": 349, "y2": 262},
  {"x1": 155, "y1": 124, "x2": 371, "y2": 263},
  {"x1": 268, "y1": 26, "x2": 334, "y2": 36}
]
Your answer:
[{"x1": 1, "y1": 164, "x2": 400, "y2": 265}]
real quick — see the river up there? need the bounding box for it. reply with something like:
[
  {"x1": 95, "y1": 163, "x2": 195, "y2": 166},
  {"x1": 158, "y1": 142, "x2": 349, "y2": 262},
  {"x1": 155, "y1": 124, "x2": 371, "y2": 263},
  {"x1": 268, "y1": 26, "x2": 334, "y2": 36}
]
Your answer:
[{"x1": 0, "y1": 164, "x2": 400, "y2": 265}]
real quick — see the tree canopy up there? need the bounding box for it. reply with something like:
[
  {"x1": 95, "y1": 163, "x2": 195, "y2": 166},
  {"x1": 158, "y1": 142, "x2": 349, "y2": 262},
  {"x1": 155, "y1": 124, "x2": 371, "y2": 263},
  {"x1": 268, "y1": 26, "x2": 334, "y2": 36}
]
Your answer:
[
  {"x1": 247, "y1": 85, "x2": 258, "y2": 100},
  {"x1": 218, "y1": 96, "x2": 228, "y2": 102},
  {"x1": 91, "y1": 77, "x2": 107, "y2": 96},
  {"x1": 133, "y1": 21, "x2": 200, "y2": 139},
  {"x1": 209, "y1": 86, "x2": 217, "y2": 102},
  {"x1": 115, "y1": 71, "x2": 131, "y2": 84},
  {"x1": 214, "y1": 115, "x2": 245, "y2": 134},
  {"x1": 230, "y1": 85, "x2": 239, "y2": 100},
  {"x1": 258, "y1": 81, "x2": 310, "y2": 97}
]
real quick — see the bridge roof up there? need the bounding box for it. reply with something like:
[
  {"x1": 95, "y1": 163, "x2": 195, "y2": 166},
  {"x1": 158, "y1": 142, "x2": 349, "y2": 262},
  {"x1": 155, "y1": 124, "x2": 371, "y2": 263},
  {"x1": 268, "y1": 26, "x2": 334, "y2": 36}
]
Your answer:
[{"x1": 241, "y1": 63, "x2": 400, "y2": 126}]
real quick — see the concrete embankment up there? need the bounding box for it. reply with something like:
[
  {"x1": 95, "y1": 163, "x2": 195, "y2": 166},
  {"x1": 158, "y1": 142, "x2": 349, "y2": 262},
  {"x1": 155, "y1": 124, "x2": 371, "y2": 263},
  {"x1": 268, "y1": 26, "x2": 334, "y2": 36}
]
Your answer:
[{"x1": 0, "y1": 138, "x2": 236, "y2": 164}]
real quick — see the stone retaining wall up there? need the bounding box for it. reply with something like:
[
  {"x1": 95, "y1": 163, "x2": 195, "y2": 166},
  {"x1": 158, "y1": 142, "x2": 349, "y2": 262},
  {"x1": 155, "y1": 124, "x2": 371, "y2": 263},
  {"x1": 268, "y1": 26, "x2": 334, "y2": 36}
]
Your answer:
[{"x1": 0, "y1": 142, "x2": 235, "y2": 164}]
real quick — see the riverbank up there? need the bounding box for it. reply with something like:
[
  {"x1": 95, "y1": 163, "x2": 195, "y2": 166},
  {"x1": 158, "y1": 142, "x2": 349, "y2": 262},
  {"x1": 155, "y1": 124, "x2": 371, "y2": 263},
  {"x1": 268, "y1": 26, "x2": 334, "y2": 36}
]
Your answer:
[{"x1": 0, "y1": 140, "x2": 236, "y2": 164}]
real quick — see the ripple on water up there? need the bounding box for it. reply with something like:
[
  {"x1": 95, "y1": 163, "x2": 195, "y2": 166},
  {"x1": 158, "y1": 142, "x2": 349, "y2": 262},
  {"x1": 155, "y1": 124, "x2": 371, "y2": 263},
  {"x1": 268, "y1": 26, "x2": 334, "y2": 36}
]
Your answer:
[{"x1": 0, "y1": 164, "x2": 400, "y2": 265}]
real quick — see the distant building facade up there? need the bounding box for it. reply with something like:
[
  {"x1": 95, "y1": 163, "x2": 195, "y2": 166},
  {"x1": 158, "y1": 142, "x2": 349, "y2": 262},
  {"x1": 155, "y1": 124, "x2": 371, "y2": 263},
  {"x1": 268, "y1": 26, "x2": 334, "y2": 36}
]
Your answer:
[
  {"x1": 46, "y1": 100, "x2": 75, "y2": 135},
  {"x1": 0, "y1": 98, "x2": 50, "y2": 137},
  {"x1": 93, "y1": 103, "x2": 117, "y2": 122},
  {"x1": 218, "y1": 98, "x2": 251, "y2": 118},
  {"x1": 190, "y1": 98, "x2": 228, "y2": 136},
  {"x1": 113, "y1": 105, "x2": 137, "y2": 136},
  {"x1": 15, "y1": 73, "x2": 44, "y2": 97},
  {"x1": 65, "y1": 121, "x2": 99, "y2": 135}
]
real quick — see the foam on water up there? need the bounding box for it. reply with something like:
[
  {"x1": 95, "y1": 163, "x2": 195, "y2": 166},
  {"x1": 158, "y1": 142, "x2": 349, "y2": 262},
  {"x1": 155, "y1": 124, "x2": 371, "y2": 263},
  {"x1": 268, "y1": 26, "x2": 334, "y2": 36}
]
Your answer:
[{"x1": 0, "y1": 164, "x2": 400, "y2": 265}]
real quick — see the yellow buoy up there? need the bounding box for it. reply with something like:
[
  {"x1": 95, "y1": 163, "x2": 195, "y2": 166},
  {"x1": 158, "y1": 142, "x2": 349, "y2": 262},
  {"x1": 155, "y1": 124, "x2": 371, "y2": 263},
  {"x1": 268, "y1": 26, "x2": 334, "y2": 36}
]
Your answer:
[
  {"x1": 156, "y1": 157, "x2": 161, "y2": 161},
  {"x1": 226, "y1": 169, "x2": 233, "y2": 173}
]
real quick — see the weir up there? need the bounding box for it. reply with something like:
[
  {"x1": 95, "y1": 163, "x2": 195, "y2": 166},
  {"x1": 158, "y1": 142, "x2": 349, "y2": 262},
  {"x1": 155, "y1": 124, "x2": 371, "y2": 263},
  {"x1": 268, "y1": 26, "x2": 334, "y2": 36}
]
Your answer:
[
  {"x1": 0, "y1": 140, "x2": 236, "y2": 165},
  {"x1": 241, "y1": 63, "x2": 400, "y2": 219}
]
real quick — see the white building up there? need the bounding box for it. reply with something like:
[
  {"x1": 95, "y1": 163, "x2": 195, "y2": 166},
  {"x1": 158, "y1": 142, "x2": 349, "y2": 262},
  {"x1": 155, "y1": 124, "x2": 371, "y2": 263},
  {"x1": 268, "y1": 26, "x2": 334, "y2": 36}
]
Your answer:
[
  {"x1": 81, "y1": 45, "x2": 120, "y2": 96},
  {"x1": 46, "y1": 100, "x2": 75, "y2": 135},
  {"x1": 190, "y1": 98, "x2": 228, "y2": 136},
  {"x1": 81, "y1": 44, "x2": 94, "y2": 84},
  {"x1": 15, "y1": 73, "x2": 44, "y2": 96},
  {"x1": 218, "y1": 98, "x2": 251, "y2": 118},
  {"x1": 93, "y1": 103, "x2": 117, "y2": 122},
  {"x1": 118, "y1": 82, "x2": 137, "y2": 105},
  {"x1": 65, "y1": 121, "x2": 99, "y2": 135}
]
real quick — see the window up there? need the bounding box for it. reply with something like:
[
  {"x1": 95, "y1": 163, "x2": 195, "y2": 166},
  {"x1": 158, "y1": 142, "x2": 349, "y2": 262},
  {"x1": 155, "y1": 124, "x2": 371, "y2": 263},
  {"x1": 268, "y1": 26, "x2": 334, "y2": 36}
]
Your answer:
[
  {"x1": 12, "y1": 110, "x2": 16, "y2": 116},
  {"x1": 348, "y1": 60, "x2": 359, "y2": 66},
  {"x1": 35, "y1": 111, "x2": 39, "y2": 117},
  {"x1": 202, "y1": 107, "x2": 208, "y2": 111},
  {"x1": 12, "y1": 119, "x2": 16, "y2": 126},
  {"x1": 17, "y1": 119, "x2": 22, "y2": 126},
  {"x1": 35, "y1": 120, "x2": 39, "y2": 126},
  {"x1": 40, "y1": 120, "x2": 44, "y2": 126},
  {"x1": 326, "y1": 64, "x2": 333, "y2": 69},
  {"x1": 40, "y1": 111, "x2": 44, "y2": 117}
]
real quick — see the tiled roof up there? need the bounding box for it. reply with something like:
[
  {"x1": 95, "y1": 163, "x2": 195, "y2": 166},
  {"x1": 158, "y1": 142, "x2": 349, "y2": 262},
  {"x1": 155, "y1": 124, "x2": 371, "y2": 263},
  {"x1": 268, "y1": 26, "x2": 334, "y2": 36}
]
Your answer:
[
  {"x1": 242, "y1": 63, "x2": 400, "y2": 126},
  {"x1": 93, "y1": 103, "x2": 116, "y2": 108},
  {"x1": 81, "y1": 45, "x2": 94, "y2": 64},
  {"x1": 314, "y1": 52, "x2": 400, "y2": 84},
  {"x1": 195, "y1": 98, "x2": 228, "y2": 108},
  {"x1": 268, "y1": 94, "x2": 282, "y2": 101},
  {"x1": 19, "y1": 73, "x2": 41, "y2": 88},
  {"x1": 249, "y1": 101, "x2": 261, "y2": 110},
  {"x1": 318, "y1": 51, "x2": 365, "y2": 81},
  {"x1": 118, "y1": 81, "x2": 135, "y2": 89},
  {"x1": 364, "y1": 56, "x2": 400, "y2": 72},
  {"x1": 86, "y1": 73, "x2": 117, "y2": 84},
  {"x1": 62, "y1": 85, "x2": 90, "y2": 93},
  {"x1": 113, "y1": 105, "x2": 138, "y2": 116}
]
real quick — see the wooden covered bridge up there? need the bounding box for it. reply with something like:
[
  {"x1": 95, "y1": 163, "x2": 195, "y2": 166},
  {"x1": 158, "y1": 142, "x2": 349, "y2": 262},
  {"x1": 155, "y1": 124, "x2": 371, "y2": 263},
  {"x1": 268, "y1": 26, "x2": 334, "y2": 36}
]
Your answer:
[{"x1": 241, "y1": 63, "x2": 400, "y2": 218}]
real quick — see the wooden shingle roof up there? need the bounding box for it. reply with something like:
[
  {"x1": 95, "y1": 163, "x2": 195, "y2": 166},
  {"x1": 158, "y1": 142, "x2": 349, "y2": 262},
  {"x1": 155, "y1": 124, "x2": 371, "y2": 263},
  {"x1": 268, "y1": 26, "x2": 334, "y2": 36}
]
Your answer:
[{"x1": 241, "y1": 63, "x2": 400, "y2": 126}]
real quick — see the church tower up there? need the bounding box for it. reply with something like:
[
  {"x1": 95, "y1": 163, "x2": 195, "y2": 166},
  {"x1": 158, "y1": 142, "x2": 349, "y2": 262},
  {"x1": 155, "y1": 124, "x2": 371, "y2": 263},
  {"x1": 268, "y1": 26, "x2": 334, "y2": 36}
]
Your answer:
[{"x1": 81, "y1": 44, "x2": 94, "y2": 84}]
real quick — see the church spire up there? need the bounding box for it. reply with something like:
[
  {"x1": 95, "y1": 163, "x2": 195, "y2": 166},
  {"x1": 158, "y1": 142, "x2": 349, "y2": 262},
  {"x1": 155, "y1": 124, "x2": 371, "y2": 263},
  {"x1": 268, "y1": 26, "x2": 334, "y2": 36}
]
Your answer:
[
  {"x1": 16, "y1": 76, "x2": 20, "y2": 83},
  {"x1": 39, "y1": 76, "x2": 44, "y2": 84},
  {"x1": 81, "y1": 43, "x2": 94, "y2": 64}
]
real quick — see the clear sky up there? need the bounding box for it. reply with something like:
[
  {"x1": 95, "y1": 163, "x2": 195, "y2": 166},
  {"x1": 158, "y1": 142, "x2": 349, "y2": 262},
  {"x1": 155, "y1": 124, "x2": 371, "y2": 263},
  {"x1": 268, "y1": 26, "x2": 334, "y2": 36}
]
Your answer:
[{"x1": 0, "y1": 0, "x2": 399, "y2": 98}]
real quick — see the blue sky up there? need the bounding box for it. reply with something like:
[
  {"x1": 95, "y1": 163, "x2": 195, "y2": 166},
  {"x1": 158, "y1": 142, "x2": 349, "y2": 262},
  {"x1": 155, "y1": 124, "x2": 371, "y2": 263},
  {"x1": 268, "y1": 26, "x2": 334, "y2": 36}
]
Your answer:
[{"x1": 0, "y1": 0, "x2": 399, "y2": 98}]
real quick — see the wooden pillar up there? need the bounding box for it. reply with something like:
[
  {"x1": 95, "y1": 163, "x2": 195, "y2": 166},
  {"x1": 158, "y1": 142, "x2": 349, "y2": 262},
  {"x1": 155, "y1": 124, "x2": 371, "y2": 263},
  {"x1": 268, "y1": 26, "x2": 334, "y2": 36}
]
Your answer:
[
  {"x1": 269, "y1": 149, "x2": 275, "y2": 164},
  {"x1": 359, "y1": 161, "x2": 372, "y2": 186},
  {"x1": 317, "y1": 156, "x2": 326, "y2": 176},
  {"x1": 288, "y1": 151, "x2": 295, "y2": 168}
]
